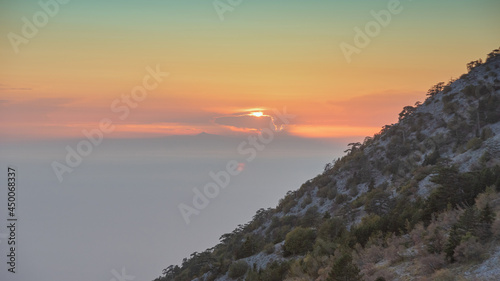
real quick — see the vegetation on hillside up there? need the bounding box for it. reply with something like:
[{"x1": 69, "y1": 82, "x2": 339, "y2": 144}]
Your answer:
[{"x1": 154, "y1": 47, "x2": 500, "y2": 281}]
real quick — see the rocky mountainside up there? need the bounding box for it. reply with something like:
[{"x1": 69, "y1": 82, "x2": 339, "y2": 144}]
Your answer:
[{"x1": 154, "y1": 48, "x2": 500, "y2": 281}]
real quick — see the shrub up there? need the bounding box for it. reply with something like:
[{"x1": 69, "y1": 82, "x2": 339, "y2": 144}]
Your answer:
[
  {"x1": 360, "y1": 264, "x2": 396, "y2": 281},
  {"x1": 466, "y1": 137, "x2": 483, "y2": 150},
  {"x1": 365, "y1": 190, "x2": 393, "y2": 216},
  {"x1": 444, "y1": 208, "x2": 480, "y2": 261},
  {"x1": 351, "y1": 215, "x2": 382, "y2": 247},
  {"x1": 481, "y1": 127, "x2": 495, "y2": 140},
  {"x1": 427, "y1": 82, "x2": 445, "y2": 97},
  {"x1": 236, "y1": 235, "x2": 262, "y2": 259},
  {"x1": 278, "y1": 193, "x2": 297, "y2": 214},
  {"x1": 228, "y1": 261, "x2": 249, "y2": 279},
  {"x1": 467, "y1": 59, "x2": 483, "y2": 72},
  {"x1": 425, "y1": 225, "x2": 447, "y2": 254},
  {"x1": 431, "y1": 269, "x2": 456, "y2": 281},
  {"x1": 301, "y1": 195, "x2": 313, "y2": 208},
  {"x1": 260, "y1": 261, "x2": 290, "y2": 281},
  {"x1": 245, "y1": 270, "x2": 259, "y2": 281},
  {"x1": 416, "y1": 254, "x2": 446, "y2": 274},
  {"x1": 312, "y1": 238, "x2": 335, "y2": 256},
  {"x1": 283, "y1": 227, "x2": 316, "y2": 256},
  {"x1": 299, "y1": 206, "x2": 319, "y2": 227},
  {"x1": 486, "y1": 48, "x2": 500, "y2": 61},
  {"x1": 349, "y1": 185, "x2": 359, "y2": 197},
  {"x1": 442, "y1": 93, "x2": 455, "y2": 104},
  {"x1": 362, "y1": 244, "x2": 385, "y2": 264},
  {"x1": 318, "y1": 218, "x2": 345, "y2": 242},
  {"x1": 492, "y1": 216, "x2": 500, "y2": 238},
  {"x1": 302, "y1": 253, "x2": 323, "y2": 277},
  {"x1": 335, "y1": 194, "x2": 348, "y2": 204},
  {"x1": 287, "y1": 259, "x2": 306, "y2": 279},
  {"x1": 271, "y1": 225, "x2": 291, "y2": 244},
  {"x1": 317, "y1": 185, "x2": 329, "y2": 198},
  {"x1": 328, "y1": 253, "x2": 362, "y2": 281},
  {"x1": 453, "y1": 234, "x2": 486, "y2": 263},
  {"x1": 327, "y1": 186, "x2": 338, "y2": 200},
  {"x1": 263, "y1": 243, "x2": 275, "y2": 254},
  {"x1": 384, "y1": 242, "x2": 404, "y2": 265},
  {"x1": 463, "y1": 84, "x2": 477, "y2": 97},
  {"x1": 442, "y1": 85, "x2": 452, "y2": 94},
  {"x1": 422, "y1": 166, "x2": 490, "y2": 224},
  {"x1": 443, "y1": 100, "x2": 458, "y2": 114}
]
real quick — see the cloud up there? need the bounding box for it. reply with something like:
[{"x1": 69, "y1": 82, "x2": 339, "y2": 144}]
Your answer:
[
  {"x1": 214, "y1": 115, "x2": 275, "y2": 130},
  {"x1": 144, "y1": 111, "x2": 219, "y2": 125}
]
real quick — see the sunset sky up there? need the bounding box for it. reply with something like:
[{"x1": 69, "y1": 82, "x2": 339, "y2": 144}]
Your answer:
[
  {"x1": 2, "y1": 0, "x2": 499, "y2": 140},
  {"x1": 1, "y1": 1, "x2": 500, "y2": 281}
]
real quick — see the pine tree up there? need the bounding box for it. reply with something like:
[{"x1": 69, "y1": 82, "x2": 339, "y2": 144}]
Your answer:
[
  {"x1": 236, "y1": 235, "x2": 258, "y2": 259},
  {"x1": 478, "y1": 203, "x2": 496, "y2": 240},
  {"x1": 480, "y1": 203, "x2": 495, "y2": 224},
  {"x1": 328, "y1": 253, "x2": 362, "y2": 281},
  {"x1": 445, "y1": 208, "x2": 480, "y2": 261},
  {"x1": 444, "y1": 225, "x2": 461, "y2": 262}
]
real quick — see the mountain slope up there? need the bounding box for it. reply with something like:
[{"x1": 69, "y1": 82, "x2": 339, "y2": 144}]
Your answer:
[{"x1": 154, "y1": 48, "x2": 500, "y2": 281}]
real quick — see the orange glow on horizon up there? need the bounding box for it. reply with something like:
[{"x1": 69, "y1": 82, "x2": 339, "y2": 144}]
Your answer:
[
  {"x1": 288, "y1": 125, "x2": 381, "y2": 139},
  {"x1": 1, "y1": 1, "x2": 498, "y2": 141}
]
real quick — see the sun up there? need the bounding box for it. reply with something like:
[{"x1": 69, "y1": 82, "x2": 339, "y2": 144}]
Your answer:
[{"x1": 249, "y1": 111, "x2": 264, "y2": 117}]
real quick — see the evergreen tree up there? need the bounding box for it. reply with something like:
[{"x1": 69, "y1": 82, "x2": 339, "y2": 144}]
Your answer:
[
  {"x1": 445, "y1": 208, "x2": 479, "y2": 261},
  {"x1": 328, "y1": 253, "x2": 362, "y2": 281},
  {"x1": 236, "y1": 235, "x2": 258, "y2": 259},
  {"x1": 444, "y1": 225, "x2": 461, "y2": 262},
  {"x1": 478, "y1": 203, "x2": 496, "y2": 240},
  {"x1": 480, "y1": 203, "x2": 495, "y2": 225}
]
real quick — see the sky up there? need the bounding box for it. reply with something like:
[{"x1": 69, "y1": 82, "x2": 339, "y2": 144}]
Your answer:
[
  {"x1": 0, "y1": 0, "x2": 499, "y2": 281},
  {"x1": 1, "y1": 0, "x2": 498, "y2": 140}
]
